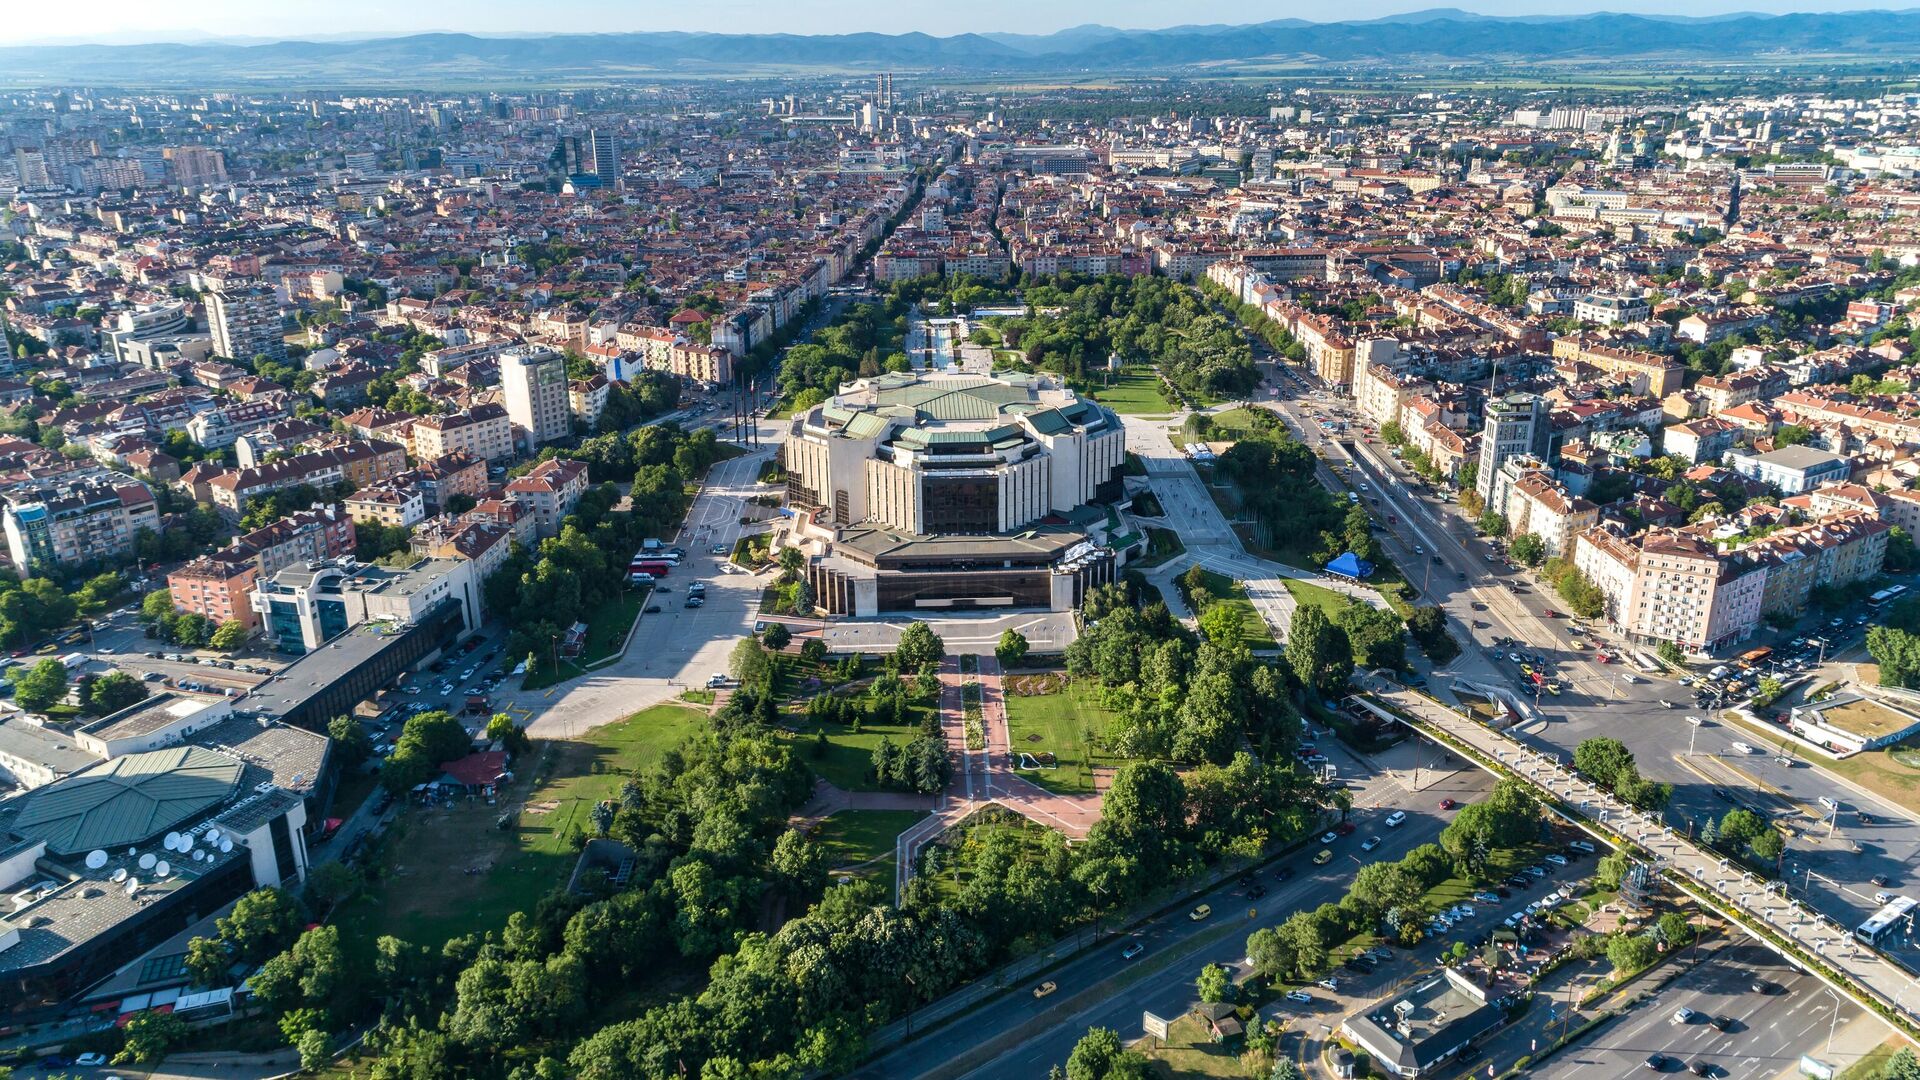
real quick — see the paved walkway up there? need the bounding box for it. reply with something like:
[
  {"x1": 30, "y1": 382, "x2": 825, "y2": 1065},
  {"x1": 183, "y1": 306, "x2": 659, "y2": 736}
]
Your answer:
[
  {"x1": 894, "y1": 657, "x2": 1103, "y2": 898},
  {"x1": 787, "y1": 779, "x2": 939, "y2": 832}
]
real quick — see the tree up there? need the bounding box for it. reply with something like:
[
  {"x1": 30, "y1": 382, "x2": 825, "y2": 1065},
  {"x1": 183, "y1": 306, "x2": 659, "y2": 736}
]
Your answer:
[
  {"x1": 1066, "y1": 1027, "x2": 1149, "y2": 1080},
  {"x1": 1477, "y1": 511, "x2": 1509, "y2": 537},
  {"x1": 83, "y1": 670, "x2": 147, "y2": 716},
  {"x1": 1595, "y1": 850, "x2": 1633, "y2": 891},
  {"x1": 298, "y1": 1028, "x2": 332, "y2": 1071},
  {"x1": 1286, "y1": 605, "x2": 1353, "y2": 697},
  {"x1": 1196, "y1": 962, "x2": 1234, "y2": 1004},
  {"x1": 728, "y1": 637, "x2": 772, "y2": 690},
  {"x1": 1270, "y1": 1061, "x2": 1306, "y2": 1080},
  {"x1": 1334, "y1": 602, "x2": 1405, "y2": 671},
  {"x1": 13, "y1": 657, "x2": 66, "y2": 712},
  {"x1": 209, "y1": 618, "x2": 250, "y2": 651},
  {"x1": 1606, "y1": 932, "x2": 1659, "y2": 975},
  {"x1": 895, "y1": 622, "x2": 945, "y2": 670},
  {"x1": 995, "y1": 628, "x2": 1030, "y2": 668},
  {"x1": 761, "y1": 622, "x2": 791, "y2": 651},
  {"x1": 1198, "y1": 604, "x2": 1242, "y2": 648},
  {"x1": 1573, "y1": 737, "x2": 1635, "y2": 789},
  {"x1": 1508, "y1": 533, "x2": 1546, "y2": 567},
  {"x1": 327, "y1": 714, "x2": 373, "y2": 769},
  {"x1": 1246, "y1": 926, "x2": 1293, "y2": 981},
  {"x1": 1870, "y1": 626, "x2": 1920, "y2": 689},
  {"x1": 1405, "y1": 606, "x2": 1459, "y2": 664},
  {"x1": 116, "y1": 1009, "x2": 187, "y2": 1065},
  {"x1": 1883, "y1": 1048, "x2": 1920, "y2": 1080},
  {"x1": 1657, "y1": 640, "x2": 1686, "y2": 668}
]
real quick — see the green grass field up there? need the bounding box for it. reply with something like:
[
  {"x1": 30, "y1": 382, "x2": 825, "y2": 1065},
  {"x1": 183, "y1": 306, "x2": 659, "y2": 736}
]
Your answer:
[
  {"x1": 520, "y1": 589, "x2": 647, "y2": 691},
  {"x1": 1137, "y1": 1013, "x2": 1254, "y2": 1078},
  {"x1": 1184, "y1": 568, "x2": 1279, "y2": 651},
  {"x1": 337, "y1": 702, "x2": 708, "y2": 955},
  {"x1": 1088, "y1": 367, "x2": 1174, "y2": 414},
  {"x1": 1283, "y1": 578, "x2": 1355, "y2": 620},
  {"x1": 812, "y1": 809, "x2": 925, "y2": 871},
  {"x1": 792, "y1": 712, "x2": 927, "y2": 792},
  {"x1": 1002, "y1": 676, "x2": 1122, "y2": 796}
]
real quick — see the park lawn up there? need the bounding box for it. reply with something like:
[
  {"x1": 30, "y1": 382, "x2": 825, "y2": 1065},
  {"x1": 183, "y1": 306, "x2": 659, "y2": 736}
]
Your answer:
[
  {"x1": 1136, "y1": 1013, "x2": 1250, "y2": 1079},
  {"x1": 1089, "y1": 367, "x2": 1174, "y2": 415},
  {"x1": 812, "y1": 809, "x2": 925, "y2": 871},
  {"x1": 1002, "y1": 677, "x2": 1123, "y2": 796},
  {"x1": 794, "y1": 714, "x2": 925, "y2": 792},
  {"x1": 1283, "y1": 579, "x2": 1355, "y2": 620},
  {"x1": 1185, "y1": 568, "x2": 1279, "y2": 651},
  {"x1": 1838, "y1": 1037, "x2": 1906, "y2": 1080},
  {"x1": 519, "y1": 589, "x2": 650, "y2": 691},
  {"x1": 336, "y1": 703, "x2": 708, "y2": 955},
  {"x1": 1204, "y1": 406, "x2": 1276, "y2": 437}
]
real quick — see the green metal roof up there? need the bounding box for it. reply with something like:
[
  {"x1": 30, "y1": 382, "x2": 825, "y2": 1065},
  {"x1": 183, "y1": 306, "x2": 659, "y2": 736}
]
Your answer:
[
  {"x1": 1024, "y1": 408, "x2": 1073, "y2": 436},
  {"x1": 13, "y1": 747, "x2": 245, "y2": 856}
]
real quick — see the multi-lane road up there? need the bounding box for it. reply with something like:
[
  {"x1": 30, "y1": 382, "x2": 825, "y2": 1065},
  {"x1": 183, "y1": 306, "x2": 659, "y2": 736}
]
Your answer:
[
  {"x1": 1243, "y1": 363, "x2": 1920, "y2": 963},
  {"x1": 852, "y1": 741, "x2": 1494, "y2": 1080}
]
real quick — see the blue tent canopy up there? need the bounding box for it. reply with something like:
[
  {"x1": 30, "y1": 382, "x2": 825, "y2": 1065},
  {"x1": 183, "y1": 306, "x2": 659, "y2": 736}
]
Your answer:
[{"x1": 1324, "y1": 552, "x2": 1375, "y2": 579}]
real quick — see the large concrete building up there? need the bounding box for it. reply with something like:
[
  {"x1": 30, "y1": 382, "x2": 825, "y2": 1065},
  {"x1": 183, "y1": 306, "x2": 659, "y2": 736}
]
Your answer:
[
  {"x1": 1, "y1": 474, "x2": 158, "y2": 577},
  {"x1": 783, "y1": 372, "x2": 1129, "y2": 616},
  {"x1": 1475, "y1": 394, "x2": 1550, "y2": 505},
  {"x1": 205, "y1": 286, "x2": 284, "y2": 364},
  {"x1": 500, "y1": 348, "x2": 571, "y2": 449},
  {"x1": 251, "y1": 557, "x2": 481, "y2": 655}
]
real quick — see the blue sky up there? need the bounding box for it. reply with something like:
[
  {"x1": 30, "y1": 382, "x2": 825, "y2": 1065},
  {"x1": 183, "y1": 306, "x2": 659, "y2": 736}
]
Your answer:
[{"x1": 0, "y1": 0, "x2": 1891, "y2": 45}]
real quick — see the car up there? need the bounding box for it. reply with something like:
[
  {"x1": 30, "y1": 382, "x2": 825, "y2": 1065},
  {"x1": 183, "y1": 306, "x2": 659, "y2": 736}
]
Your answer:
[
  {"x1": 35, "y1": 1056, "x2": 74, "y2": 1069},
  {"x1": 1545, "y1": 853, "x2": 1569, "y2": 866},
  {"x1": 1568, "y1": 840, "x2": 1596, "y2": 854},
  {"x1": 1543, "y1": 608, "x2": 1560, "y2": 618},
  {"x1": 1336, "y1": 822, "x2": 1356, "y2": 836},
  {"x1": 685, "y1": 598, "x2": 704, "y2": 607},
  {"x1": 1189, "y1": 904, "x2": 1212, "y2": 922},
  {"x1": 1032, "y1": 981, "x2": 1058, "y2": 999},
  {"x1": 142, "y1": 671, "x2": 165, "y2": 681},
  {"x1": 1730, "y1": 741, "x2": 1757, "y2": 755},
  {"x1": 1248, "y1": 883, "x2": 1267, "y2": 899},
  {"x1": 1304, "y1": 753, "x2": 1329, "y2": 766},
  {"x1": 1285, "y1": 990, "x2": 1314, "y2": 1004},
  {"x1": 1711, "y1": 1016, "x2": 1736, "y2": 1032},
  {"x1": 1439, "y1": 798, "x2": 1457, "y2": 810},
  {"x1": 1386, "y1": 810, "x2": 1407, "y2": 828},
  {"x1": 1360, "y1": 836, "x2": 1382, "y2": 852},
  {"x1": 1751, "y1": 979, "x2": 1775, "y2": 994},
  {"x1": 75, "y1": 1052, "x2": 108, "y2": 1066},
  {"x1": 1646, "y1": 1054, "x2": 1670, "y2": 1071},
  {"x1": 1473, "y1": 890, "x2": 1499, "y2": 903},
  {"x1": 1121, "y1": 941, "x2": 1146, "y2": 960},
  {"x1": 1320, "y1": 831, "x2": 1339, "y2": 845},
  {"x1": 711, "y1": 545, "x2": 728, "y2": 555},
  {"x1": 645, "y1": 605, "x2": 662, "y2": 613},
  {"x1": 1690, "y1": 1062, "x2": 1715, "y2": 1078},
  {"x1": 1672, "y1": 1007, "x2": 1697, "y2": 1024},
  {"x1": 1316, "y1": 976, "x2": 1339, "y2": 990},
  {"x1": 1873, "y1": 875, "x2": 1892, "y2": 887},
  {"x1": 1274, "y1": 866, "x2": 1294, "y2": 882},
  {"x1": 1313, "y1": 849, "x2": 1334, "y2": 865},
  {"x1": 1876, "y1": 890, "x2": 1898, "y2": 905}
]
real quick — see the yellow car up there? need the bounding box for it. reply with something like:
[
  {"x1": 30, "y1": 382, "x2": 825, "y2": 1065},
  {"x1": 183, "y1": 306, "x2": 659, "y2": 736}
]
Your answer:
[
  {"x1": 1313, "y1": 849, "x2": 1334, "y2": 865},
  {"x1": 1032, "y1": 981, "x2": 1058, "y2": 999},
  {"x1": 1189, "y1": 904, "x2": 1213, "y2": 922},
  {"x1": 1545, "y1": 682, "x2": 1562, "y2": 696}
]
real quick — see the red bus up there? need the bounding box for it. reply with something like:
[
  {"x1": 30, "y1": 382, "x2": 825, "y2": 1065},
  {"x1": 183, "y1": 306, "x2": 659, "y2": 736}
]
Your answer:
[{"x1": 629, "y1": 559, "x2": 672, "y2": 578}]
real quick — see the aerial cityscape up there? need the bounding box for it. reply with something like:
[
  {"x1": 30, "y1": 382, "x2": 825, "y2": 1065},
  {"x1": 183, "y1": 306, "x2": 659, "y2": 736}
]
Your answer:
[{"x1": 11, "y1": 5, "x2": 1920, "y2": 1080}]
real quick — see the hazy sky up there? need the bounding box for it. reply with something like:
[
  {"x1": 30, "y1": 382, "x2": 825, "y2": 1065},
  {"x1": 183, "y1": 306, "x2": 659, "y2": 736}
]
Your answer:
[{"x1": 0, "y1": 0, "x2": 1889, "y2": 44}]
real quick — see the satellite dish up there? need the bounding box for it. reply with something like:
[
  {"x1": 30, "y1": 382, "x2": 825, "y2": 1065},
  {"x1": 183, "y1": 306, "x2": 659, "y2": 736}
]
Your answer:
[
  {"x1": 163, "y1": 832, "x2": 181, "y2": 851},
  {"x1": 191, "y1": 850, "x2": 204, "y2": 862},
  {"x1": 125, "y1": 848, "x2": 135, "y2": 857},
  {"x1": 219, "y1": 838, "x2": 232, "y2": 853},
  {"x1": 205, "y1": 829, "x2": 221, "y2": 844},
  {"x1": 110, "y1": 868, "x2": 127, "y2": 883},
  {"x1": 137, "y1": 853, "x2": 155, "y2": 870},
  {"x1": 155, "y1": 861, "x2": 170, "y2": 878},
  {"x1": 83, "y1": 850, "x2": 107, "y2": 870},
  {"x1": 123, "y1": 878, "x2": 138, "y2": 895}
]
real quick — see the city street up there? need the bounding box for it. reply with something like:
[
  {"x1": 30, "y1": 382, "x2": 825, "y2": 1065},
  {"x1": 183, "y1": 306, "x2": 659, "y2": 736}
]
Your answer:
[
  {"x1": 1535, "y1": 943, "x2": 1859, "y2": 1080},
  {"x1": 852, "y1": 743, "x2": 1493, "y2": 1080}
]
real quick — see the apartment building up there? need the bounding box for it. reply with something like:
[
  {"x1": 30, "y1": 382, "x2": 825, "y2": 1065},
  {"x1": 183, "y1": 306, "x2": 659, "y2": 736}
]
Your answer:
[
  {"x1": 500, "y1": 348, "x2": 571, "y2": 448},
  {"x1": 202, "y1": 441, "x2": 405, "y2": 517},
  {"x1": 1549, "y1": 338, "x2": 1685, "y2": 398},
  {"x1": 166, "y1": 556, "x2": 261, "y2": 630},
  {"x1": 345, "y1": 483, "x2": 426, "y2": 528},
  {"x1": 0, "y1": 475, "x2": 158, "y2": 577},
  {"x1": 1573, "y1": 525, "x2": 1767, "y2": 653},
  {"x1": 1728, "y1": 445, "x2": 1852, "y2": 495},
  {"x1": 409, "y1": 403, "x2": 512, "y2": 463},
  {"x1": 1501, "y1": 470, "x2": 1599, "y2": 556},
  {"x1": 206, "y1": 286, "x2": 285, "y2": 363},
  {"x1": 1475, "y1": 394, "x2": 1549, "y2": 505},
  {"x1": 503, "y1": 458, "x2": 589, "y2": 539},
  {"x1": 1740, "y1": 511, "x2": 1888, "y2": 617}
]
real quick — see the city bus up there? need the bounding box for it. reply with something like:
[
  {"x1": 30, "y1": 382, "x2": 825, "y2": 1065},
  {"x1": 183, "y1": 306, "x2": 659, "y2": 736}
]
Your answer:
[
  {"x1": 629, "y1": 559, "x2": 672, "y2": 579},
  {"x1": 1855, "y1": 895, "x2": 1918, "y2": 946},
  {"x1": 1870, "y1": 585, "x2": 1908, "y2": 609}
]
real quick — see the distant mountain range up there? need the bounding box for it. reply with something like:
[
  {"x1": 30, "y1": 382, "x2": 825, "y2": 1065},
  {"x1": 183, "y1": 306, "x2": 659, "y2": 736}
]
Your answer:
[{"x1": 6, "y1": 8, "x2": 1920, "y2": 84}]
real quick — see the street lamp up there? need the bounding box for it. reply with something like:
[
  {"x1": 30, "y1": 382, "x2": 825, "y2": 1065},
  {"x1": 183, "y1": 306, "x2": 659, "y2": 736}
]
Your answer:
[{"x1": 1686, "y1": 716, "x2": 1703, "y2": 757}]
